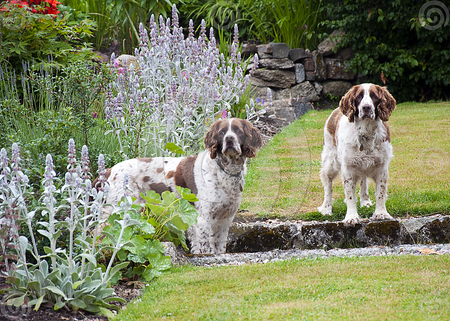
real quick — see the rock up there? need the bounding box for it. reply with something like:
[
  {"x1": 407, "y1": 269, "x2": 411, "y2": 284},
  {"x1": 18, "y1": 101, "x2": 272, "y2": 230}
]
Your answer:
[
  {"x1": 93, "y1": 51, "x2": 109, "y2": 63},
  {"x1": 333, "y1": 48, "x2": 355, "y2": 60},
  {"x1": 257, "y1": 44, "x2": 272, "y2": 59},
  {"x1": 250, "y1": 69, "x2": 296, "y2": 88},
  {"x1": 162, "y1": 242, "x2": 188, "y2": 266},
  {"x1": 227, "y1": 221, "x2": 298, "y2": 252},
  {"x1": 318, "y1": 30, "x2": 345, "y2": 56},
  {"x1": 251, "y1": 86, "x2": 277, "y2": 101},
  {"x1": 288, "y1": 48, "x2": 309, "y2": 62},
  {"x1": 258, "y1": 58, "x2": 295, "y2": 70},
  {"x1": 303, "y1": 58, "x2": 315, "y2": 71},
  {"x1": 295, "y1": 63, "x2": 305, "y2": 83},
  {"x1": 226, "y1": 215, "x2": 450, "y2": 253},
  {"x1": 241, "y1": 43, "x2": 257, "y2": 58},
  {"x1": 314, "y1": 82, "x2": 323, "y2": 95},
  {"x1": 305, "y1": 71, "x2": 316, "y2": 81},
  {"x1": 325, "y1": 58, "x2": 356, "y2": 80},
  {"x1": 115, "y1": 54, "x2": 139, "y2": 69},
  {"x1": 270, "y1": 42, "x2": 290, "y2": 59},
  {"x1": 312, "y1": 50, "x2": 327, "y2": 81},
  {"x1": 322, "y1": 80, "x2": 353, "y2": 97},
  {"x1": 277, "y1": 81, "x2": 321, "y2": 102}
]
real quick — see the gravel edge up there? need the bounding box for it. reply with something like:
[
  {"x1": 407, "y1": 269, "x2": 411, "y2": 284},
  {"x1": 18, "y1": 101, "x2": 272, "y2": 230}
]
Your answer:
[{"x1": 187, "y1": 244, "x2": 450, "y2": 267}]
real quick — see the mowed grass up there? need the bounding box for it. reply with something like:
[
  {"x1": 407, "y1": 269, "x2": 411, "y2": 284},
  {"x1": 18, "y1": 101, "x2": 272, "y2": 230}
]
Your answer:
[
  {"x1": 240, "y1": 102, "x2": 450, "y2": 220},
  {"x1": 114, "y1": 255, "x2": 450, "y2": 320}
]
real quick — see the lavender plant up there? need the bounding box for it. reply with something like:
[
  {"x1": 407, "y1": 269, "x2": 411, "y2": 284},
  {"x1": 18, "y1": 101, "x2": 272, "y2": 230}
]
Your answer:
[
  {"x1": 0, "y1": 141, "x2": 135, "y2": 316},
  {"x1": 104, "y1": 4, "x2": 260, "y2": 160}
]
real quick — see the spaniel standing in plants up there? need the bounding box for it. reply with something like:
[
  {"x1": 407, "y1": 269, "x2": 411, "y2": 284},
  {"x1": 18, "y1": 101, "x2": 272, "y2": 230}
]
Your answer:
[
  {"x1": 100, "y1": 118, "x2": 262, "y2": 254},
  {"x1": 318, "y1": 84, "x2": 396, "y2": 224}
]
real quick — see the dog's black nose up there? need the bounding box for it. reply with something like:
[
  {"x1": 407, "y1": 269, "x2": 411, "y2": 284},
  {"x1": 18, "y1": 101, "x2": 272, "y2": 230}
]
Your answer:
[{"x1": 362, "y1": 105, "x2": 372, "y2": 112}]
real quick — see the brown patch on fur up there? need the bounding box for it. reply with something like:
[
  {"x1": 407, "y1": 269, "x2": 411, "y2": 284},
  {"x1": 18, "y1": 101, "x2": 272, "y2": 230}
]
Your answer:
[
  {"x1": 174, "y1": 155, "x2": 198, "y2": 196},
  {"x1": 143, "y1": 176, "x2": 151, "y2": 182},
  {"x1": 236, "y1": 118, "x2": 262, "y2": 158},
  {"x1": 326, "y1": 108, "x2": 344, "y2": 146},
  {"x1": 166, "y1": 170, "x2": 174, "y2": 179},
  {"x1": 156, "y1": 168, "x2": 164, "y2": 173},
  {"x1": 137, "y1": 157, "x2": 153, "y2": 163},
  {"x1": 204, "y1": 119, "x2": 227, "y2": 159},
  {"x1": 339, "y1": 85, "x2": 364, "y2": 123},
  {"x1": 371, "y1": 84, "x2": 396, "y2": 122},
  {"x1": 149, "y1": 183, "x2": 170, "y2": 195}
]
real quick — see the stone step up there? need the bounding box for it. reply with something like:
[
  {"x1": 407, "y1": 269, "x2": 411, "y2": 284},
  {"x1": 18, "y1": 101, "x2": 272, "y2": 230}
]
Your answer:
[{"x1": 226, "y1": 215, "x2": 450, "y2": 253}]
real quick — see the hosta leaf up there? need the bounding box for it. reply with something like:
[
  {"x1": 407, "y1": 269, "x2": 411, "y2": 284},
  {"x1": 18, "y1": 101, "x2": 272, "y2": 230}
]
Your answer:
[
  {"x1": 179, "y1": 199, "x2": 198, "y2": 226},
  {"x1": 117, "y1": 249, "x2": 128, "y2": 261},
  {"x1": 142, "y1": 266, "x2": 163, "y2": 281}
]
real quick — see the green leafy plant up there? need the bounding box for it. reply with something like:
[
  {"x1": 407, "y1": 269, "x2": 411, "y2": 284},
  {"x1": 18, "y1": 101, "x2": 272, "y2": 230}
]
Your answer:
[
  {"x1": 0, "y1": 142, "x2": 133, "y2": 316},
  {"x1": 103, "y1": 187, "x2": 198, "y2": 282},
  {"x1": 322, "y1": 0, "x2": 450, "y2": 102},
  {"x1": 0, "y1": 2, "x2": 96, "y2": 72},
  {"x1": 248, "y1": 0, "x2": 324, "y2": 49}
]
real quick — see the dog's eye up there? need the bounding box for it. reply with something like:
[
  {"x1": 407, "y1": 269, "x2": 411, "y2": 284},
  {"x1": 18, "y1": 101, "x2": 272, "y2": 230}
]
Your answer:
[
  {"x1": 236, "y1": 129, "x2": 242, "y2": 135},
  {"x1": 219, "y1": 130, "x2": 226, "y2": 135}
]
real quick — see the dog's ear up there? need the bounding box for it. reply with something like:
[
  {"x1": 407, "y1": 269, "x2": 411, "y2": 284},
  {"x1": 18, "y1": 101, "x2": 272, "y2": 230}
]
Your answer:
[
  {"x1": 374, "y1": 85, "x2": 396, "y2": 122},
  {"x1": 204, "y1": 120, "x2": 222, "y2": 159},
  {"x1": 339, "y1": 85, "x2": 360, "y2": 123},
  {"x1": 242, "y1": 120, "x2": 262, "y2": 158}
]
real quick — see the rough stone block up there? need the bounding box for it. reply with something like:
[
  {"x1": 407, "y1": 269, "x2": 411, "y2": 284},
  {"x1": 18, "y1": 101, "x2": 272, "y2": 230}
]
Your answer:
[
  {"x1": 305, "y1": 71, "x2": 316, "y2": 81},
  {"x1": 250, "y1": 69, "x2": 296, "y2": 89},
  {"x1": 241, "y1": 43, "x2": 257, "y2": 58},
  {"x1": 259, "y1": 58, "x2": 294, "y2": 70},
  {"x1": 270, "y1": 42, "x2": 290, "y2": 59},
  {"x1": 312, "y1": 51, "x2": 327, "y2": 81},
  {"x1": 325, "y1": 58, "x2": 356, "y2": 80},
  {"x1": 289, "y1": 48, "x2": 309, "y2": 62},
  {"x1": 277, "y1": 81, "x2": 320, "y2": 102},
  {"x1": 318, "y1": 30, "x2": 345, "y2": 56},
  {"x1": 295, "y1": 63, "x2": 305, "y2": 83},
  {"x1": 322, "y1": 80, "x2": 353, "y2": 97},
  {"x1": 257, "y1": 44, "x2": 273, "y2": 59},
  {"x1": 303, "y1": 58, "x2": 315, "y2": 71}
]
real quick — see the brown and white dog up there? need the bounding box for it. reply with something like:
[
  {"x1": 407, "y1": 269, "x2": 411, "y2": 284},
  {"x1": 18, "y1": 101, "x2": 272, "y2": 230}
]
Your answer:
[
  {"x1": 102, "y1": 118, "x2": 262, "y2": 254},
  {"x1": 318, "y1": 83, "x2": 396, "y2": 224}
]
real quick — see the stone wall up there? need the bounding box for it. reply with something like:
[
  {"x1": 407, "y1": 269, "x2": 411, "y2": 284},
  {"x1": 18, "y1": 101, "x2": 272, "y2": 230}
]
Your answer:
[{"x1": 244, "y1": 31, "x2": 362, "y2": 125}]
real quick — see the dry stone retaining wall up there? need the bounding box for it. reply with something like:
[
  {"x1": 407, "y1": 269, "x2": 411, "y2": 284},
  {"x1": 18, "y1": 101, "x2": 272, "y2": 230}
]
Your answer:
[{"x1": 246, "y1": 31, "x2": 363, "y2": 126}]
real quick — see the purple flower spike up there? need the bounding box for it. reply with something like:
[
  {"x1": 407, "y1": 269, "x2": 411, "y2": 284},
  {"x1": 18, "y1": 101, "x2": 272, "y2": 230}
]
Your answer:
[
  {"x1": 81, "y1": 145, "x2": 90, "y2": 180},
  {"x1": 68, "y1": 139, "x2": 76, "y2": 173}
]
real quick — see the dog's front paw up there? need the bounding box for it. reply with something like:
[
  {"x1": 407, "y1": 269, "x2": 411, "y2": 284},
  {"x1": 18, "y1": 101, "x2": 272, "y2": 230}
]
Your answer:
[
  {"x1": 371, "y1": 212, "x2": 394, "y2": 221},
  {"x1": 318, "y1": 205, "x2": 332, "y2": 216},
  {"x1": 342, "y1": 215, "x2": 361, "y2": 226},
  {"x1": 360, "y1": 198, "x2": 373, "y2": 207}
]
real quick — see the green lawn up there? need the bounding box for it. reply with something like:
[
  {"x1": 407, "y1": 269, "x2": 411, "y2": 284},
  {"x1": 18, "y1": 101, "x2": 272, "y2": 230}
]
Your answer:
[
  {"x1": 240, "y1": 102, "x2": 450, "y2": 221},
  {"x1": 114, "y1": 255, "x2": 450, "y2": 320}
]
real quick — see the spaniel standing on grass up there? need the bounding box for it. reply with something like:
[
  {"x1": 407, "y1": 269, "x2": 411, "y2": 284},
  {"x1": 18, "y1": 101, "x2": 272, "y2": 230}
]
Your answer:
[
  {"x1": 101, "y1": 118, "x2": 262, "y2": 254},
  {"x1": 318, "y1": 84, "x2": 396, "y2": 224}
]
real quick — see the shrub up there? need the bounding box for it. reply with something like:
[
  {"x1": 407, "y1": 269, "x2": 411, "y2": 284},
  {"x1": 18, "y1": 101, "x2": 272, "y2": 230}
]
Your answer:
[
  {"x1": 0, "y1": 61, "x2": 117, "y2": 187},
  {"x1": 105, "y1": 5, "x2": 260, "y2": 160},
  {"x1": 322, "y1": 0, "x2": 450, "y2": 102},
  {"x1": 0, "y1": 0, "x2": 96, "y2": 72}
]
